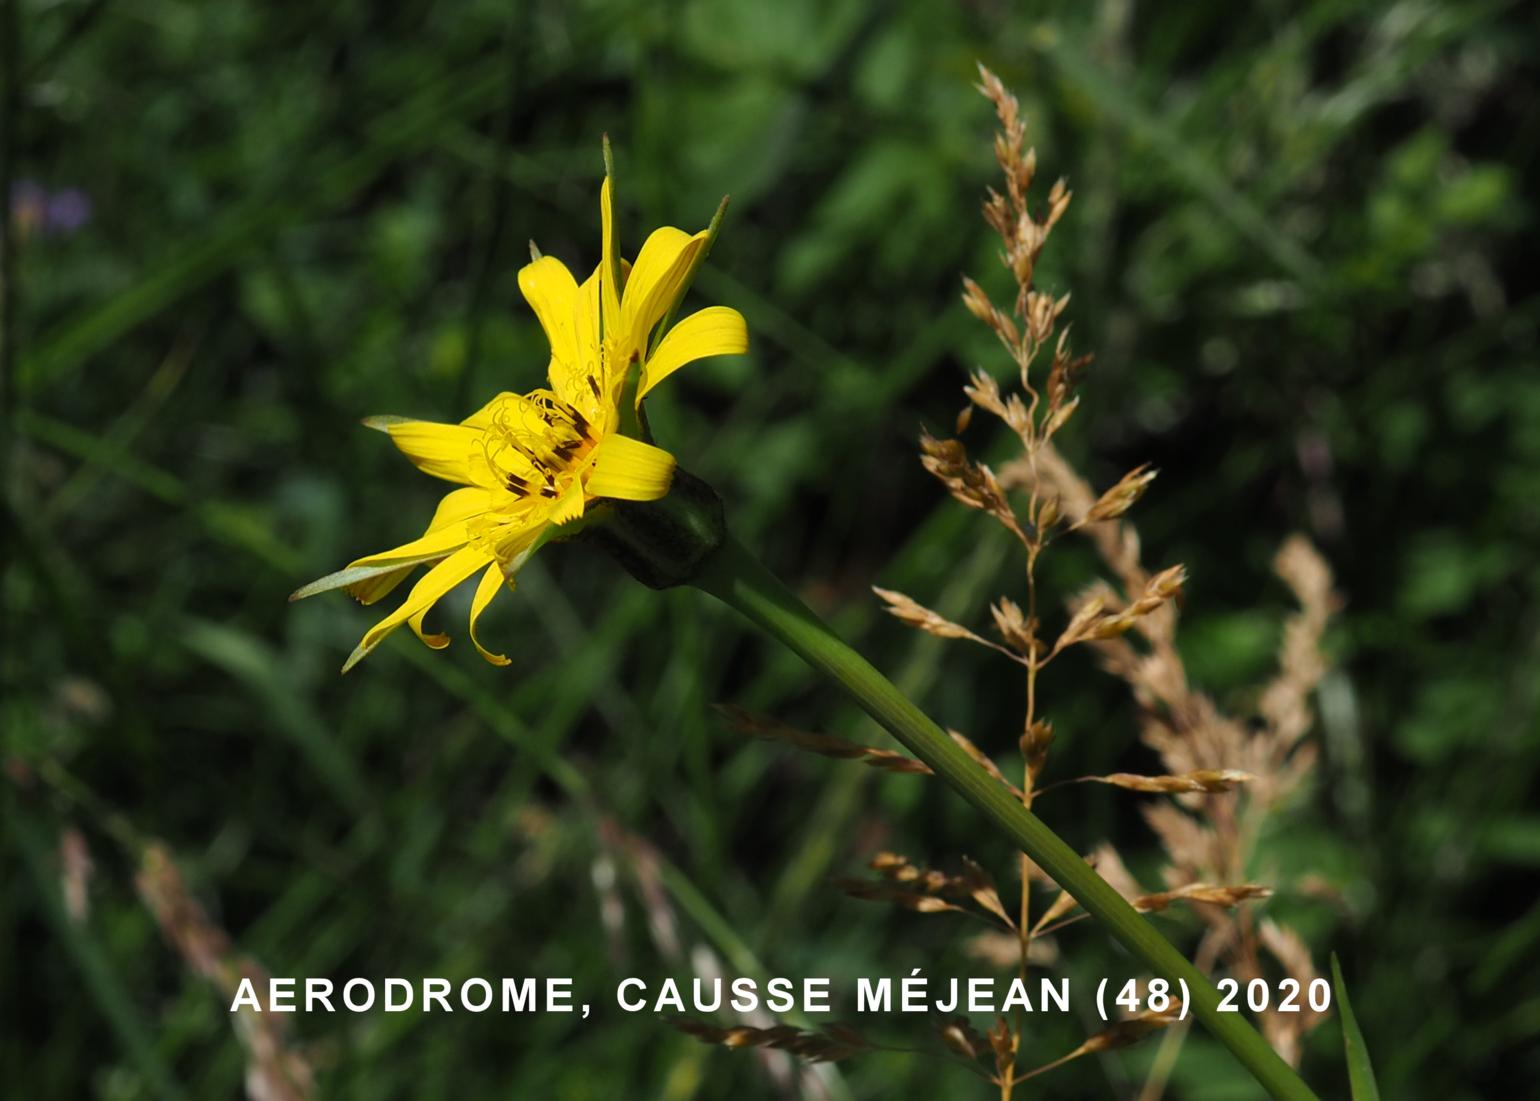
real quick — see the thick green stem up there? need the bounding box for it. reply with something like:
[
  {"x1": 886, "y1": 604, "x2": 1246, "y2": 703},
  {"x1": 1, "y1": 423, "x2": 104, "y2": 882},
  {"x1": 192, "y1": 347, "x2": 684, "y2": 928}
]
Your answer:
[{"x1": 693, "y1": 533, "x2": 1320, "y2": 1101}]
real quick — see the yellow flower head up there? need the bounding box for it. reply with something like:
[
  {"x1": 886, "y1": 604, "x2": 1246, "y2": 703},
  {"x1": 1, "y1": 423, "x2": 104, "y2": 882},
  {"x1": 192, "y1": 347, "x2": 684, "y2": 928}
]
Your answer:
[{"x1": 293, "y1": 157, "x2": 748, "y2": 672}]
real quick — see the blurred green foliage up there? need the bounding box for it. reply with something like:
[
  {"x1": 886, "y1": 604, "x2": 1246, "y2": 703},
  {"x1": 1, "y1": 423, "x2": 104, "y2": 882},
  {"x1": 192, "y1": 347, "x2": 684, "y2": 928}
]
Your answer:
[{"x1": 5, "y1": 0, "x2": 1537, "y2": 1097}]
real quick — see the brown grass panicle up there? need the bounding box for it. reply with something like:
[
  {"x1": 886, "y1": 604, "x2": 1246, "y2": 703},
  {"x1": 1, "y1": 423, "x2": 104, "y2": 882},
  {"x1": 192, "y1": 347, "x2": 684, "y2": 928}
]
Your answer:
[
  {"x1": 692, "y1": 66, "x2": 1342, "y2": 1096},
  {"x1": 21, "y1": 755, "x2": 316, "y2": 1101},
  {"x1": 135, "y1": 842, "x2": 316, "y2": 1101}
]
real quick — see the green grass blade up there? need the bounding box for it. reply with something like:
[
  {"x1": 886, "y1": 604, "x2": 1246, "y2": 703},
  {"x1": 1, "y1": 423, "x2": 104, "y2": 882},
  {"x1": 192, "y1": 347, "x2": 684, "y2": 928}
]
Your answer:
[
  {"x1": 181, "y1": 617, "x2": 373, "y2": 815},
  {"x1": 1332, "y1": 953, "x2": 1382, "y2": 1101},
  {"x1": 18, "y1": 410, "x2": 300, "y2": 572},
  {"x1": 20, "y1": 62, "x2": 509, "y2": 391}
]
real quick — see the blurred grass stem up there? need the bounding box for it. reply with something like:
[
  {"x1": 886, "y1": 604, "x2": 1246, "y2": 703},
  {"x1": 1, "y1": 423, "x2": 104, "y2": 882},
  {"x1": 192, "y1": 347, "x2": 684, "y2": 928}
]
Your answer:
[{"x1": 693, "y1": 533, "x2": 1320, "y2": 1101}]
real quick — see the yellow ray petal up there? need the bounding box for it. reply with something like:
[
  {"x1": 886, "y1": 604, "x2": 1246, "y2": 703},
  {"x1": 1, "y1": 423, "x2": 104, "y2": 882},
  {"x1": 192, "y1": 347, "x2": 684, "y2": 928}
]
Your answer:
[
  {"x1": 637, "y1": 306, "x2": 749, "y2": 402},
  {"x1": 518, "y1": 256, "x2": 581, "y2": 375},
  {"x1": 344, "y1": 565, "x2": 416, "y2": 606},
  {"x1": 344, "y1": 518, "x2": 469, "y2": 571},
  {"x1": 542, "y1": 270, "x2": 601, "y2": 421},
  {"x1": 584, "y1": 433, "x2": 676, "y2": 501},
  {"x1": 468, "y1": 562, "x2": 512, "y2": 666},
  {"x1": 574, "y1": 264, "x2": 611, "y2": 406},
  {"x1": 622, "y1": 226, "x2": 707, "y2": 358},
  {"x1": 576, "y1": 266, "x2": 601, "y2": 354},
  {"x1": 399, "y1": 492, "x2": 492, "y2": 616},
  {"x1": 407, "y1": 604, "x2": 450, "y2": 650},
  {"x1": 343, "y1": 545, "x2": 490, "y2": 673},
  {"x1": 425, "y1": 486, "x2": 492, "y2": 531},
  {"x1": 384, "y1": 420, "x2": 481, "y2": 484}
]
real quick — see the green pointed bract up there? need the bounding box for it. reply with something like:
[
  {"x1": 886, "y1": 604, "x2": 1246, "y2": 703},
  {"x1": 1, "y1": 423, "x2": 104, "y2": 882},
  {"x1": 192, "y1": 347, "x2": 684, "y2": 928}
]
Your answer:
[
  {"x1": 361, "y1": 414, "x2": 413, "y2": 432},
  {"x1": 290, "y1": 556, "x2": 443, "y2": 602}
]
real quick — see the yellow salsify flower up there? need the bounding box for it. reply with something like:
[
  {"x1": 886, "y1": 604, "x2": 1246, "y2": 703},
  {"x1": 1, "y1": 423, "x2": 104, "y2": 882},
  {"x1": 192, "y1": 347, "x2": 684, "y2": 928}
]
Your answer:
[{"x1": 292, "y1": 164, "x2": 748, "y2": 672}]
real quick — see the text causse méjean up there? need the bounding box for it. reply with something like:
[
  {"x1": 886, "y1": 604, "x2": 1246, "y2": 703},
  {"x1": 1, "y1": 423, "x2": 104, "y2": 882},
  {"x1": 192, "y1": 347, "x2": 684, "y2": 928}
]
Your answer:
[{"x1": 230, "y1": 973, "x2": 1078, "y2": 1018}]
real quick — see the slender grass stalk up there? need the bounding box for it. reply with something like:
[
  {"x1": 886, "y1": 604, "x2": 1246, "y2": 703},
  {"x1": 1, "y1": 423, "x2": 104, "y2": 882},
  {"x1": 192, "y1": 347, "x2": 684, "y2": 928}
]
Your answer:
[{"x1": 692, "y1": 533, "x2": 1321, "y2": 1101}]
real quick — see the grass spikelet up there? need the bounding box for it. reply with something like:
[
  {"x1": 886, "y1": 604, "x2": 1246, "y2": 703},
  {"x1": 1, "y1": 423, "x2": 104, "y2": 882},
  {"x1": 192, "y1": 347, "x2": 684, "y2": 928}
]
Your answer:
[
  {"x1": 938, "y1": 1016, "x2": 988, "y2": 1059},
  {"x1": 1030, "y1": 883, "x2": 1084, "y2": 936},
  {"x1": 1133, "y1": 883, "x2": 1273, "y2": 914},
  {"x1": 839, "y1": 852, "x2": 1017, "y2": 928},
  {"x1": 872, "y1": 586, "x2": 1022, "y2": 660},
  {"x1": 917, "y1": 431, "x2": 1028, "y2": 542},
  {"x1": 1081, "y1": 465, "x2": 1159, "y2": 525},
  {"x1": 1081, "y1": 769, "x2": 1255, "y2": 795},
  {"x1": 959, "y1": 856, "x2": 1013, "y2": 927},
  {"x1": 987, "y1": 1016, "x2": 1020, "y2": 1088},
  {"x1": 1020, "y1": 718, "x2": 1054, "y2": 790}
]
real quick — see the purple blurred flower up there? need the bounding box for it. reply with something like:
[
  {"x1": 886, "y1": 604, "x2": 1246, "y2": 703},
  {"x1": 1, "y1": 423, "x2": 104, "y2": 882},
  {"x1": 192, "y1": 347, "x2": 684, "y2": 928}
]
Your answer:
[
  {"x1": 10, "y1": 179, "x2": 92, "y2": 238},
  {"x1": 47, "y1": 188, "x2": 93, "y2": 233}
]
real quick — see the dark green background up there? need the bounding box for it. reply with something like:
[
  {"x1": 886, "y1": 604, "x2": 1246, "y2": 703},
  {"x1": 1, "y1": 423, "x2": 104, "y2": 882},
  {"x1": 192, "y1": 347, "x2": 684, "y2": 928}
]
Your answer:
[{"x1": 5, "y1": 0, "x2": 1537, "y2": 1097}]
